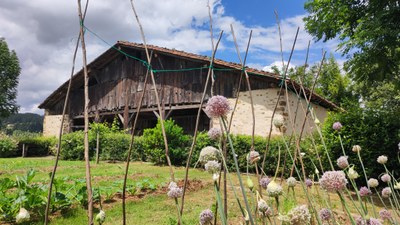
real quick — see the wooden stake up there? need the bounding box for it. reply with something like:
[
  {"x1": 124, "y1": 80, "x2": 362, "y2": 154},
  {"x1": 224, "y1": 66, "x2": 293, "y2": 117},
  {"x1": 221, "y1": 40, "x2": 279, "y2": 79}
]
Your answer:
[
  {"x1": 77, "y1": 0, "x2": 93, "y2": 223},
  {"x1": 44, "y1": 1, "x2": 89, "y2": 224}
]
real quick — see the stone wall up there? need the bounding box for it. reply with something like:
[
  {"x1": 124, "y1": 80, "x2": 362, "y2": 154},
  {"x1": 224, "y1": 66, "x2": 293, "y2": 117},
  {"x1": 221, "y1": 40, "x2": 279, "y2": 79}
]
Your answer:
[
  {"x1": 43, "y1": 111, "x2": 71, "y2": 137},
  {"x1": 211, "y1": 88, "x2": 329, "y2": 137}
]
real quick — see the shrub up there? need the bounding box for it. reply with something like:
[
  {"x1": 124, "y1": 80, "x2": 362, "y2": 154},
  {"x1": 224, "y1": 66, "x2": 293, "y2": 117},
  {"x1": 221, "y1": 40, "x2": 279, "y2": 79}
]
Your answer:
[
  {"x1": 0, "y1": 133, "x2": 18, "y2": 157},
  {"x1": 13, "y1": 131, "x2": 57, "y2": 156},
  {"x1": 60, "y1": 131, "x2": 88, "y2": 160},
  {"x1": 99, "y1": 132, "x2": 131, "y2": 161},
  {"x1": 142, "y1": 119, "x2": 190, "y2": 166},
  {"x1": 322, "y1": 106, "x2": 400, "y2": 185}
]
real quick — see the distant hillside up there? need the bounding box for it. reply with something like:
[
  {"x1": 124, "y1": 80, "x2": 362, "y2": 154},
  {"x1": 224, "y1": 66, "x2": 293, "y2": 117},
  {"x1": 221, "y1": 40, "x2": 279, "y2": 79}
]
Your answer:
[{"x1": 1, "y1": 113, "x2": 43, "y2": 133}]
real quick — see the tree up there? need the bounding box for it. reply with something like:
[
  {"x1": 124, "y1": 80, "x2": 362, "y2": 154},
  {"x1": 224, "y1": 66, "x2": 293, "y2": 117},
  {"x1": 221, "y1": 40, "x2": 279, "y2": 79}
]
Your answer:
[
  {"x1": 304, "y1": 0, "x2": 400, "y2": 85},
  {"x1": 272, "y1": 55, "x2": 355, "y2": 106},
  {"x1": 0, "y1": 38, "x2": 20, "y2": 120}
]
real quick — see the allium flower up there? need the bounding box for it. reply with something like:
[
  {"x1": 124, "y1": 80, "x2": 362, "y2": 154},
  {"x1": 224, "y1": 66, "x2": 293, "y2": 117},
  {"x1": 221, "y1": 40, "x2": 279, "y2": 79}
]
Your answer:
[
  {"x1": 199, "y1": 146, "x2": 220, "y2": 164},
  {"x1": 348, "y1": 166, "x2": 360, "y2": 180},
  {"x1": 319, "y1": 208, "x2": 331, "y2": 221},
  {"x1": 167, "y1": 182, "x2": 183, "y2": 198},
  {"x1": 258, "y1": 199, "x2": 272, "y2": 216},
  {"x1": 267, "y1": 180, "x2": 283, "y2": 197},
  {"x1": 199, "y1": 209, "x2": 214, "y2": 225},
  {"x1": 319, "y1": 171, "x2": 348, "y2": 192},
  {"x1": 259, "y1": 177, "x2": 271, "y2": 189},
  {"x1": 314, "y1": 117, "x2": 320, "y2": 125},
  {"x1": 287, "y1": 205, "x2": 311, "y2": 225},
  {"x1": 286, "y1": 177, "x2": 297, "y2": 187},
  {"x1": 273, "y1": 118, "x2": 284, "y2": 128},
  {"x1": 168, "y1": 181, "x2": 178, "y2": 189},
  {"x1": 381, "y1": 174, "x2": 391, "y2": 183},
  {"x1": 95, "y1": 210, "x2": 106, "y2": 224},
  {"x1": 305, "y1": 179, "x2": 313, "y2": 188},
  {"x1": 355, "y1": 216, "x2": 383, "y2": 225},
  {"x1": 382, "y1": 187, "x2": 392, "y2": 198},
  {"x1": 359, "y1": 186, "x2": 371, "y2": 197},
  {"x1": 204, "y1": 95, "x2": 231, "y2": 118},
  {"x1": 204, "y1": 160, "x2": 221, "y2": 174},
  {"x1": 352, "y1": 145, "x2": 361, "y2": 152},
  {"x1": 337, "y1": 156, "x2": 349, "y2": 169},
  {"x1": 207, "y1": 127, "x2": 222, "y2": 140},
  {"x1": 394, "y1": 182, "x2": 400, "y2": 190},
  {"x1": 379, "y1": 209, "x2": 392, "y2": 221},
  {"x1": 247, "y1": 150, "x2": 260, "y2": 164},
  {"x1": 16, "y1": 208, "x2": 30, "y2": 223},
  {"x1": 332, "y1": 122, "x2": 342, "y2": 131},
  {"x1": 377, "y1": 155, "x2": 388, "y2": 164},
  {"x1": 247, "y1": 177, "x2": 254, "y2": 190},
  {"x1": 368, "y1": 178, "x2": 379, "y2": 188}
]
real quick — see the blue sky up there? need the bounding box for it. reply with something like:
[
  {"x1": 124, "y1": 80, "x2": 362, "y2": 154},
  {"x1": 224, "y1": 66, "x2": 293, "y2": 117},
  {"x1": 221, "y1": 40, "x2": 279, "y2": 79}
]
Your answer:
[{"x1": 0, "y1": 0, "x2": 342, "y2": 114}]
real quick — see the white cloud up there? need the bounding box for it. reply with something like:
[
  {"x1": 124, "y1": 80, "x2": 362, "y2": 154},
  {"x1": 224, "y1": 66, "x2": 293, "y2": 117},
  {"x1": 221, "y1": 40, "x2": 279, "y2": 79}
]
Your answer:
[{"x1": 0, "y1": 0, "x2": 341, "y2": 115}]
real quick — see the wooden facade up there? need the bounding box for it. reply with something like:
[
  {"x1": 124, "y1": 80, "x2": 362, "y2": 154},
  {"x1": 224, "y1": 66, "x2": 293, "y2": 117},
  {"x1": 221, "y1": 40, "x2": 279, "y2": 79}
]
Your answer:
[{"x1": 39, "y1": 41, "x2": 336, "y2": 135}]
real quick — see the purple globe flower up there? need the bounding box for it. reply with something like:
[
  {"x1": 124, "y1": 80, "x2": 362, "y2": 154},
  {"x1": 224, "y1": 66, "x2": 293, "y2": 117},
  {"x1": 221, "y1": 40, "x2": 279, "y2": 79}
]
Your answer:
[
  {"x1": 305, "y1": 179, "x2": 313, "y2": 188},
  {"x1": 204, "y1": 95, "x2": 231, "y2": 118},
  {"x1": 337, "y1": 156, "x2": 349, "y2": 169},
  {"x1": 382, "y1": 187, "x2": 392, "y2": 198},
  {"x1": 355, "y1": 216, "x2": 383, "y2": 225},
  {"x1": 207, "y1": 127, "x2": 222, "y2": 140},
  {"x1": 259, "y1": 177, "x2": 271, "y2": 189},
  {"x1": 381, "y1": 174, "x2": 391, "y2": 183},
  {"x1": 319, "y1": 171, "x2": 348, "y2": 192},
  {"x1": 359, "y1": 186, "x2": 371, "y2": 197},
  {"x1": 319, "y1": 208, "x2": 331, "y2": 221},
  {"x1": 199, "y1": 209, "x2": 214, "y2": 225},
  {"x1": 332, "y1": 122, "x2": 342, "y2": 131},
  {"x1": 379, "y1": 209, "x2": 392, "y2": 221},
  {"x1": 167, "y1": 186, "x2": 183, "y2": 198}
]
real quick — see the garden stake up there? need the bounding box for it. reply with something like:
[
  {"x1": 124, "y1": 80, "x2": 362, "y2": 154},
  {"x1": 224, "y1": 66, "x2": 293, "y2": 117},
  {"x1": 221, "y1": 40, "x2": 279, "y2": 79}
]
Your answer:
[
  {"x1": 44, "y1": 1, "x2": 89, "y2": 223},
  {"x1": 180, "y1": 31, "x2": 223, "y2": 215},
  {"x1": 121, "y1": 51, "x2": 153, "y2": 225},
  {"x1": 77, "y1": 0, "x2": 94, "y2": 223}
]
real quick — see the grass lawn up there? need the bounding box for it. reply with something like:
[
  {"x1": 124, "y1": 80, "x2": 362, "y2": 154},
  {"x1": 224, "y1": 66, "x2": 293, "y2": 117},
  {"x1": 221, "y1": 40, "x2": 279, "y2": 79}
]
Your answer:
[{"x1": 0, "y1": 157, "x2": 395, "y2": 224}]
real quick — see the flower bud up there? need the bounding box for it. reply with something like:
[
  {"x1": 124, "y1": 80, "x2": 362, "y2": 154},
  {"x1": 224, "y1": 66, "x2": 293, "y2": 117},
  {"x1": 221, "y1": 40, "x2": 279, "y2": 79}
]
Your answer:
[
  {"x1": 348, "y1": 166, "x2": 360, "y2": 180},
  {"x1": 95, "y1": 210, "x2": 106, "y2": 224},
  {"x1": 16, "y1": 208, "x2": 30, "y2": 224},
  {"x1": 247, "y1": 177, "x2": 254, "y2": 191}
]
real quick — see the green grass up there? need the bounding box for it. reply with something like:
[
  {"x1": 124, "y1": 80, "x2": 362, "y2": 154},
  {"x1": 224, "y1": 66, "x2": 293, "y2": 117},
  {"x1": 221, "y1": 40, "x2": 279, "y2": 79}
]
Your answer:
[{"x1": 0, "y1": 157, "x2": 396, "y2": 224}]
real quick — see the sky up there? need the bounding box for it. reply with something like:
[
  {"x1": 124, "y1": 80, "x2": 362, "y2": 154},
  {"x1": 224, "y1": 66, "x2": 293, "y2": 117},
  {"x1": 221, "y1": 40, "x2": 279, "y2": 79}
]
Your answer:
[{"x1": 0, "y1": 0, "x2": 342, "y2": 115}]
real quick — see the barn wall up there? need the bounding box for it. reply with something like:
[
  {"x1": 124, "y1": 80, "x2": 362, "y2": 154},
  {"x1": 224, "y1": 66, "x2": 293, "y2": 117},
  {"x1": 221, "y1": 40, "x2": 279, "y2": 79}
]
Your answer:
[
  {"x1": 211, "y1": 88, "x2": 329, "y2": 137},
  {"x1": 284, "y1": 91, "x2": 328, "y2": 135},
  {"x1": 43, "y1": 111, "x2": 71, "y2": 137}
]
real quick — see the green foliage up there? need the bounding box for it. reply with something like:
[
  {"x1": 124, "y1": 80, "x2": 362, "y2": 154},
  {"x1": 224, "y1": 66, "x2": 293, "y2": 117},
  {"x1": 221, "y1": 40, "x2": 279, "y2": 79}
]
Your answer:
[
  {"x1": 99, "y1": 132, "x2": 131, "y2": 161},
  {"x1": 304, "y1": 0, "x2": 400, "y2": 84},
  {"x1": 284, "y1": 54, "x2": 355, "y2": 107},
  {"x1": 13, "y1": 131, "x2": 57, "y2": 156},
  {"x1": 0, "y1": 38, "x2": 20, "y2": 120},
  {"x1": 142, "y1": 119, "x2": 190, "y2": 166},
  {"x1": 0, "y1": 132, "x2": 18, "y2": 157},
  {"x1": 61, "y1": 131, "x2": 87, "y2": 160},
  {"x1": 61, "y1": 122, "x2": 141, "y2": 161},
  {"x1": 322, "y1": 107, "x2": 400, "y2": 185}
]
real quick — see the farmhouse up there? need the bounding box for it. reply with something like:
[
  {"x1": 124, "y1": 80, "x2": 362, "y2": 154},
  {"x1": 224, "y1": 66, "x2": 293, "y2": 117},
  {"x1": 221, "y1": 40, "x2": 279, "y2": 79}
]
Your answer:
[{"x1": 38, "y1": 41, "x2": 336, "y2": 137}]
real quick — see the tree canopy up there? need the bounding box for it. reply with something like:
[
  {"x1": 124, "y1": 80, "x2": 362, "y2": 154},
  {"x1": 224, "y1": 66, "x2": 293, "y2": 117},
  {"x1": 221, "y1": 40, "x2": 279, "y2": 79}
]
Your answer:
[
  {"x1": 0, "y1": 38, "x2": 20, "y2": 120},
  {"x1": 304, "y1": 0, "x2": 400, "y2": 85}
]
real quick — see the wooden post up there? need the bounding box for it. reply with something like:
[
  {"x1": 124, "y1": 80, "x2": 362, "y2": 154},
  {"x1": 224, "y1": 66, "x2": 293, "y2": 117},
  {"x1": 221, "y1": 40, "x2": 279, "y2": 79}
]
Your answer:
[
  {"x1": 77, "y1": 0, "x2": 94, "y2": 224},
  {"x1": 96, "y1": 131, "x2": 100, "y2": 164}
]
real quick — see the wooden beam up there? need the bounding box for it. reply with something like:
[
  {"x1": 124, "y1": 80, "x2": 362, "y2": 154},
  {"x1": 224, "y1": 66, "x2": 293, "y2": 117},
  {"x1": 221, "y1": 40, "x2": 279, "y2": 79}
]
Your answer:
[
  {"x1": 165, "y1": 109, "x2": 174, "y2": 119},
  {"x1": 72, "y1": 104, "x2": 203, "y2": 119},
  {"x1": 153, "y1": 111, "x2": 160, "y2": 118}
]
